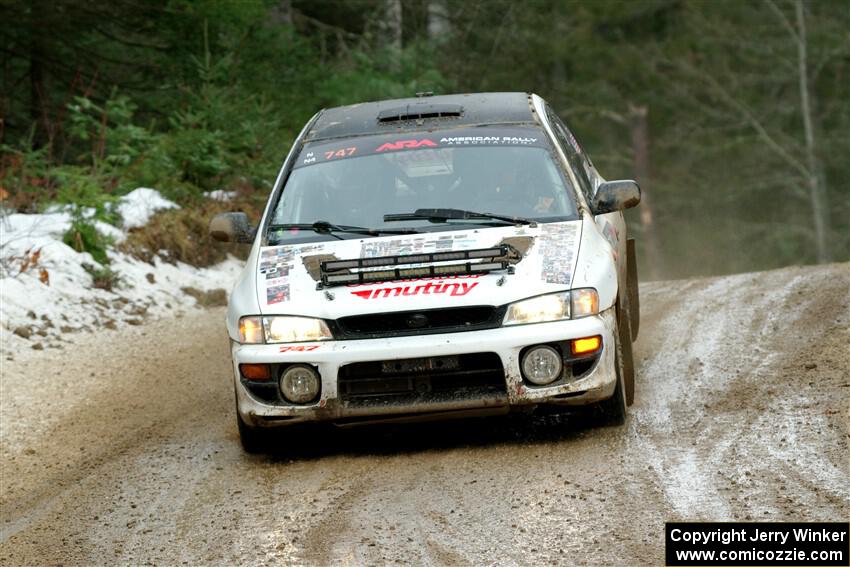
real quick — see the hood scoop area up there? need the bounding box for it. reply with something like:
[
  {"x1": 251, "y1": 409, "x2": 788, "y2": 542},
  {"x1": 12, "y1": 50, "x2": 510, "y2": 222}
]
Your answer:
[{"x1": 319, "y1": 245, "x2": 520, "y2": 288}]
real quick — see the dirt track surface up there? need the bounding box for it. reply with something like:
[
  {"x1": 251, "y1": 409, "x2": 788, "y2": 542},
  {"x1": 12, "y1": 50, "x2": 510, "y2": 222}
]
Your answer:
[{"x1": 1, "y1": 263, "x2": 848, "y2": 566}]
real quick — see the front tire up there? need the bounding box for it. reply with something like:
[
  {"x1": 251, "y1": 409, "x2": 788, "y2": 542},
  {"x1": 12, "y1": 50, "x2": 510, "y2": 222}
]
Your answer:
[
  {"x1": 237, "y1": 411, "x2": 269, "y2": 454},
  {"x1": 618, "y1": 300, "x2": 636, "y2": 406},
  {"x1": 597, "y1": 318, "x2": 628, "y2": 425}
]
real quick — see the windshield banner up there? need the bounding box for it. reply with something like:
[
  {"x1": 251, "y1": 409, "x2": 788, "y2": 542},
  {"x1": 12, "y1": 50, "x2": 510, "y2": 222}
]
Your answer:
[{"x1": 295, "y1": 127, "x2": 548, "y2": 169}]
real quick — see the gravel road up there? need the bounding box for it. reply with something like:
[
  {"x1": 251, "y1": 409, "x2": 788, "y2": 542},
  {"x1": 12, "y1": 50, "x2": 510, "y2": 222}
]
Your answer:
[{"x1": 1, "y1": 263, "x2": 848, "y2": 566}]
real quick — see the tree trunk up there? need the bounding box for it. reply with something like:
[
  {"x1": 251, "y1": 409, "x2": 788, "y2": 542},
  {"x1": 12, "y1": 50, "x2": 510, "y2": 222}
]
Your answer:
[
  {"x1": 550, "y1": 6, "x2": 567, "y2": 93},
  {"x1": 29, "y1": 0, "x2": 46, "y2": 148},
  {"x1": 629, "y1": 104, "x2": 662, "y2": 280},
  {"x1": 383, "y1": 0, "x2": 403, "y2": 52},
  {"x1": 795, "y1": 0, "x2": 830, "y2": 263},
  {"x1": 427, "y1": 0, "x2": 449, "y2": 40},
  {"x1": 269, "y1": 0, "x2": 293, "y2": 26}
]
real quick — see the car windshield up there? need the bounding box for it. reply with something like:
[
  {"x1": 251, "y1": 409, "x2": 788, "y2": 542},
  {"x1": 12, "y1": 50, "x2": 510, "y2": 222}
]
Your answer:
[{"x1": 267, "y1": 126, "x2": 578, "y2": 243}]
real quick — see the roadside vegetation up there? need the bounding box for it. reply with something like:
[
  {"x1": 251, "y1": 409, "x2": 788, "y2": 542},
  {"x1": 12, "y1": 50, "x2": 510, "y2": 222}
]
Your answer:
[{"x1": 1, "y1": 0, "x2": 848, "y2": 279}]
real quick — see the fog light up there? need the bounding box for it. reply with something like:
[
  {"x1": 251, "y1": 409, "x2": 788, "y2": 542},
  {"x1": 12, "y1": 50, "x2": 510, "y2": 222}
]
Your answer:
[
  {"x1": 521, "y1": 346, "x2": 563, "y2": 385},
  {"x1": 571, "y1": 335, "x2": 601, "y2": 355},
  {"x1": 279, "y1": 364, "x2": 320, "y2": 404}
]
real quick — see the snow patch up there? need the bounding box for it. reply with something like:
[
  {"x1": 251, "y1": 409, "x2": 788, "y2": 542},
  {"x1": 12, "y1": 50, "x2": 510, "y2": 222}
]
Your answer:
[
  {"x1": 117, "y1": 187, "x2": 178, "y2": 229},
  {"x1": 206, "y1": 190, "x2": 237, "y2": 202}
]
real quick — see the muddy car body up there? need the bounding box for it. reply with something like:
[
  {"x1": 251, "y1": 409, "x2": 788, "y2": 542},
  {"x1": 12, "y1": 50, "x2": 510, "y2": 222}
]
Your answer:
[{"x1": 211, "y1": 92, "x2": 641, "y2": 451}]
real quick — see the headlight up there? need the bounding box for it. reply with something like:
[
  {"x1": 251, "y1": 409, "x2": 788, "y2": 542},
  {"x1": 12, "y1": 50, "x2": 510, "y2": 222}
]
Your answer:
[
  {"x1": 504, "y1": 292, "x2": 570, "y2": 325},
  {"x1": 264, "y1": 316, "x2": 332, "y2": 343},
  {"x1": 503, "y1": 288, "x2": 599, "y2": 325},
  {"x1": 238, "y1": 316, "x2": 332, "y2": 344}
]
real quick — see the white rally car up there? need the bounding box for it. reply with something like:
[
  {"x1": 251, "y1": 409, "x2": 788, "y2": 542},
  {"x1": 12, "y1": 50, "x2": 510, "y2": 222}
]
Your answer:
[{"x1": 210, "y1": 92, "x2": 641, "y2": 452}]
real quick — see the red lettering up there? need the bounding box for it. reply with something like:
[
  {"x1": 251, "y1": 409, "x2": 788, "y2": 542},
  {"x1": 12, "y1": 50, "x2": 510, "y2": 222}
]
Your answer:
[
  {"x1": 279, "y1": 345, "x2": 321, "y2": 352},
  {"x1": 349, "y1": 279, "x2": 480, "y2": 300},
  {"x1": 324, "y1": 147, "x2": 357, "y2": 160}
]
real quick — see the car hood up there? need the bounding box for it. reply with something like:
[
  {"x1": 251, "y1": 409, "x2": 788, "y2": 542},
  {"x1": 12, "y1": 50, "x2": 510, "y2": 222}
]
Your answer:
[{"x1": 256, "y1": 221, "x2": 583, "y2": 319}]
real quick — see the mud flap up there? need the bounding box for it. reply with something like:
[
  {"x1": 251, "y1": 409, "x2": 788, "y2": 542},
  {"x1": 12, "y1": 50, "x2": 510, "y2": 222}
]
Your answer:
[{"x1": 627, "y1": 238, "x2": 640, "y2": 341}]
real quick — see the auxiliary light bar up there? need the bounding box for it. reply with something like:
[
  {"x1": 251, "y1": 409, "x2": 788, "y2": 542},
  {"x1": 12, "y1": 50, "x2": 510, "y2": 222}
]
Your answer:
[
  {"x1": 322, "y1": 246, "x2": 506, "y2": 273},
  {"x1": 321, "y1": 260, "x2": 508, "y2": 286},
  {"x1": 319, "y1": 246, "x2": 510, "y2": 287}
]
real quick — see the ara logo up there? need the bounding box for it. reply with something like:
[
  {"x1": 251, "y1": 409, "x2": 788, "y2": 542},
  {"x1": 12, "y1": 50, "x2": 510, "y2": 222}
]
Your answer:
[{"x1": 375, "y1": 139, "x2": 438, "y2": 152}]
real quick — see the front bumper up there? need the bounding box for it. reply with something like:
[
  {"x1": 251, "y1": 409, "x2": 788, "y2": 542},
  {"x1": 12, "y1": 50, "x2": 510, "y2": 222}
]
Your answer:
[{"x1": 232, "y1": 307, "x2": 618, "y2": 427}]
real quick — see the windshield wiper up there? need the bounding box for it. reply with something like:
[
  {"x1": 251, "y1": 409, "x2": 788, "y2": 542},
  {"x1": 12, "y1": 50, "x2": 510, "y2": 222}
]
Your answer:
[
  {"x1": 267, "y1": 221, "x2": 419, "y2": 240},
  {"x1": 383, "y1": 208, "x2": 537, "y2": 227}
]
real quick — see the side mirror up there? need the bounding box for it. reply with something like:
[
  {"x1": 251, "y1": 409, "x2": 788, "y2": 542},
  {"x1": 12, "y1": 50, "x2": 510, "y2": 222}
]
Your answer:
[
  {"x1": 209, "y1": 212, "x2": 255, "y2": 244},
  {"x1": 592, "y1": 180, "x2": 641, "y2": 214}
]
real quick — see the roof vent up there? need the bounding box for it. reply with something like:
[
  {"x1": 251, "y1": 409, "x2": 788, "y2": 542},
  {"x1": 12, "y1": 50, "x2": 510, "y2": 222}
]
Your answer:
[{"x1": 377, "y1": 104, "x2": 463, "y2": 123}]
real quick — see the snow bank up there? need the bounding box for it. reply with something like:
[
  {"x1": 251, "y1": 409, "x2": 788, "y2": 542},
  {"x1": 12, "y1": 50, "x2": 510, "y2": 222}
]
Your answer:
[
  {"x1": 117, "y1": 187, "x2": 179, "y2": 229},
  {"x1": 0, "y1": 188, "x2": 243, "y2": 353}
]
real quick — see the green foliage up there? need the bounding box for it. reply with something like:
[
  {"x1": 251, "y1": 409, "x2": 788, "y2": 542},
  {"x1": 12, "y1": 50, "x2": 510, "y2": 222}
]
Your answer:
[
  {"x1": 49, "y1": 167, "x2": 119, "y2": 222},
  {"x1": 317, "y1": 45, "x2": 451, "y2": 106},
  {"x1": 164, "y1": 124, "x2": 228, "y2": 189},
  {"x1": 0, "y1": 142, "x2": 52, "y2": 212},
  {"x1": 62, "y1": 216, "x2": 113, "y2": 266}
]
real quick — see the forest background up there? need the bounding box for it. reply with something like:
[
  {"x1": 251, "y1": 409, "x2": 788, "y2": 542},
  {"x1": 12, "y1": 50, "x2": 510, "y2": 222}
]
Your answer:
[{"x1": 2, "y1": 0, "x2": 848, "y2": 279}]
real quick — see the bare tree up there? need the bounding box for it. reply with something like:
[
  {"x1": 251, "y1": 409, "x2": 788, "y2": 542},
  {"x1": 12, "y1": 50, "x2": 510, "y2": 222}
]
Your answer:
[
  {"x1": 791, "y1": 0, "x2": 830, "y2": 262},
  {"x1": 664, "y1": 0, "x2": 833, "y2": 264}
]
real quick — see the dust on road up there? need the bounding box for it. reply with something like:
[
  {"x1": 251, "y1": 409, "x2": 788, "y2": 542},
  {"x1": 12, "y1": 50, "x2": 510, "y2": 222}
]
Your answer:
[{"x1": 1, "y1": 263, "x2": 848, "y2": 566}]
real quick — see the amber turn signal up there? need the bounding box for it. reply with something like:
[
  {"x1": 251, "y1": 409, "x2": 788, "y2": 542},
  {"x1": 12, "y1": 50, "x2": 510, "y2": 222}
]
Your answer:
[
  {"x1": 571, "y1": 335, "x2": 602, "y2": 356},
  {"x1": 240, "y1": 363, "x2": 271, "y2": 380},
  {"x1": 238, "y1": 316, "x2": 264, "y2": 344}
]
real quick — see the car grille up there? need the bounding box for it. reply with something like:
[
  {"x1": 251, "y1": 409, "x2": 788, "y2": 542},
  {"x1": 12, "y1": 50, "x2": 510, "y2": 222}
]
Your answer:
[
  {"x1": 334, "y1": 306, "x2": 503, "y2": 339},
  {"x1": 338, "y1": 352, "x2": 506, "y2": 405}
]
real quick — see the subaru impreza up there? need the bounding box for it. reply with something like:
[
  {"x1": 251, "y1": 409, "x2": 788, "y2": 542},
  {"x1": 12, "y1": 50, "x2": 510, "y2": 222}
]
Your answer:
[{"x1": 210, "y1": 92, "x2": 641, "y2": 452}]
